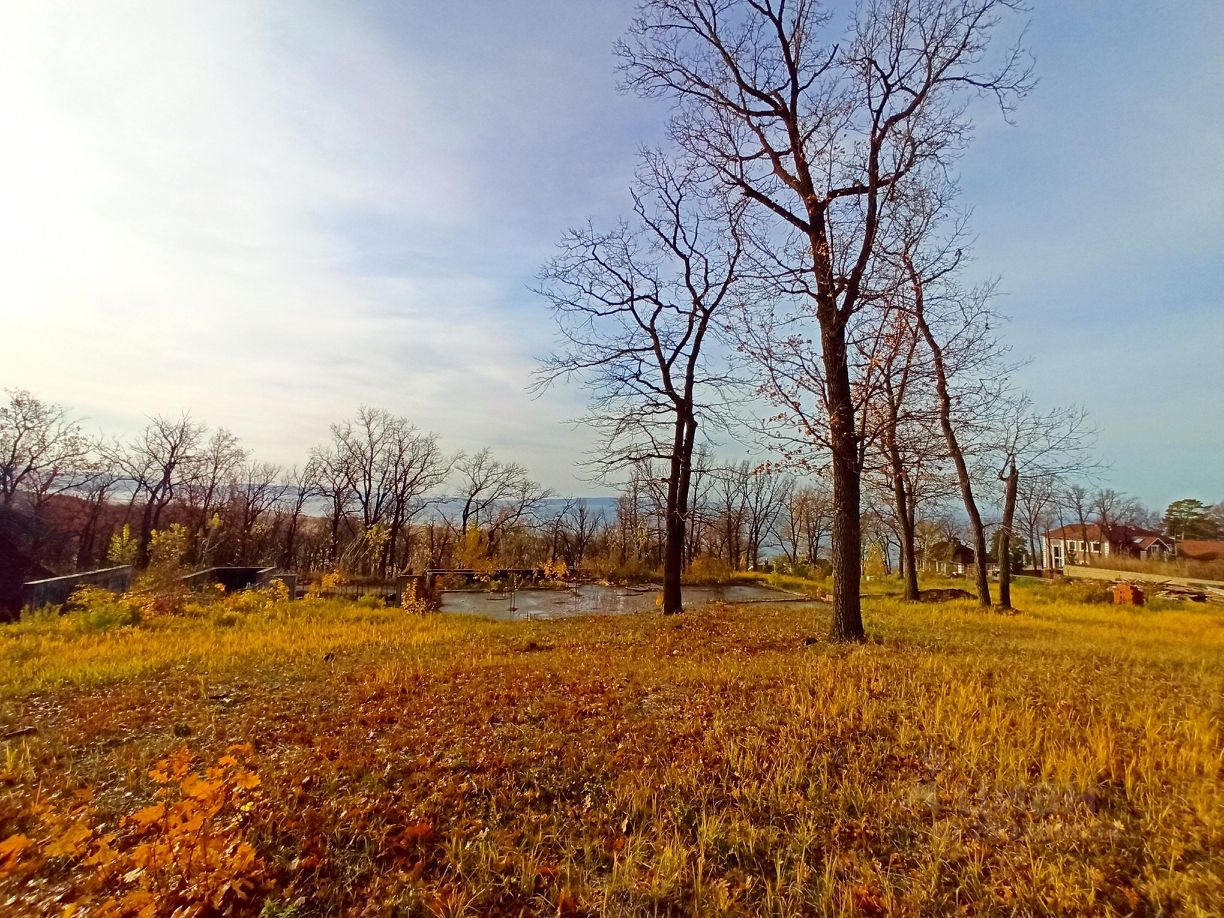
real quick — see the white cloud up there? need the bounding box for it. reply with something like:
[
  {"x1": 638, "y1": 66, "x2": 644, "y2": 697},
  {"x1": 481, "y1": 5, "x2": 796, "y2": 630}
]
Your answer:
[{"x1": 0, "y1": 1, "x2": 607, "y2": 491}]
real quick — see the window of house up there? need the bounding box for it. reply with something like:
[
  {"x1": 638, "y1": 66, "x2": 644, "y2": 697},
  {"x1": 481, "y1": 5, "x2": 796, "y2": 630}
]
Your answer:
[{"x1": 1091, "y1": 542, "x2": 1100, "y2": 553}]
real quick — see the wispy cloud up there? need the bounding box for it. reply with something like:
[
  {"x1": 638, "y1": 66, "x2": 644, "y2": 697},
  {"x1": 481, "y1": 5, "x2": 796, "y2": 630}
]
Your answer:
[{"x1": 0, "y1": 1, "x2": 653, "y2": 490}]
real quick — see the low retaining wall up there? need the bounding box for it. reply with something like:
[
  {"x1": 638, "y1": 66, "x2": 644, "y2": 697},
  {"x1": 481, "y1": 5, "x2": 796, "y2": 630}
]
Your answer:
[
  {"x1": 22, "y1": 565, "x2": 296, "y2": 612},
  {"x1": 1062, "y1": 566, "x2": 1224, "y2": 590},
  {"x1": 180, "y1": 566, "x2": 294, "y2": 596},
  {"x1": 22, "y1": 566, "x2": 135, "y2": 610}
]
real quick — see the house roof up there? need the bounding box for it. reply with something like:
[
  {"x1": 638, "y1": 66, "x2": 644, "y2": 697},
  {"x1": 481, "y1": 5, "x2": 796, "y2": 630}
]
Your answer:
[
  {"x1": 1132, "y1": 535, "x2": 1167, "y2": 551},
  {"x1": 1179, "y1": 540, "x2": 1224, "y2": 562},
  {"x1": 1044, "y1": 523, "x2": 1167, "y2": 544},
  {"x1": 1045, "y1": 523, "x2": 1108, "y2": 540},
  {"x1": 921, "y1": 540, "x2": 975, "y2": 564}
]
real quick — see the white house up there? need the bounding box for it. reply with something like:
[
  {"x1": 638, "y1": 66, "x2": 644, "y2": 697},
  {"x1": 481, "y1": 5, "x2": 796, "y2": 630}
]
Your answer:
[{"x1": 1041, "y1": 523, "x2": 1173, "y2": 571}]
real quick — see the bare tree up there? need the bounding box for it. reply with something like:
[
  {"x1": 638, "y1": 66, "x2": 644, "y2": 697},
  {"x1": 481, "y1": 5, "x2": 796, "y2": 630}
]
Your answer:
[
  {"x1": 318, "y1": 408, "x2": 451, "y2": 575},
  {"x1": 683, "y1": 444, "x2": 718, "y2": 564},
  {"x1": 306, "y1": 445, "x2": 353, "y2": 567},
  {"x1": 454, "y1": 449, "x2": 534, "y2": 536},
  {"x1": 993, "y1": 397, "x2": 1094, "y2": 608},
  {"x1": 859, "y1": 304, "x2": 943, "y2": 600},
  {"x1": 562, "y1": 499, "x2": 605, "y2": 568},
  {"x1": 739, "y1": 463, "x2": 792, "y2": 569},
  {"x1": 1092, "y1": 488, "x2": 1146, "y2": 533},
  {"x1": 774, "y1": 482, "x2": 832, "y2": 570},
  {"x1": 709, "y1": 464, "x2": 749, "y2": 568},
  {"x1": 108, "y1": 415, "x2": 205, "y2": 565},
  {"x1": 484, "y1": 476, "x2": 552, "y2": 561},
  {"x1": 536, "y1": 156, "x2": 744, "y2": 614},
  {"x1": 1015, "y1": 472, "x2": 1059, "y2": 574},
  {"x1": 906, "y1": 260, "x2": 1007, "y2": 606},
  {"x1": 182, "y1": 428, "x2": 246, "y2": 564},
  {"x1": 73, "y1": 465, "x2": 122, "y2": 568},
  {"x1": 278, "y1": 464, "x2": 319, "y2": 570},
  {"x1": 620, "y1": 0, "x2": 1033, "y2": 638},
  {"x1": 225, "y1": 460, "x2": 287, "y2": 563},
  {"x1": 1063, "y1": 483, "x2": 1094, "y2": 567},
  {"x1": 0, "y1": 389, "x2": 95, "y2": 516}
]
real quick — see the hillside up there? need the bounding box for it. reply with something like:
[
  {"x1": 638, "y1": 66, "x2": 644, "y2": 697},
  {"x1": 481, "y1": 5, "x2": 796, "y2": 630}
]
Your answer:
[{"x1": 0, "y1": 582, "x2": 1221, "y2": 915}]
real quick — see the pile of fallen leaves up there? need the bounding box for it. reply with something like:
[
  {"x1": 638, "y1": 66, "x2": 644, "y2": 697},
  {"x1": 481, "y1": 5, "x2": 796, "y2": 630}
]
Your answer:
[{"x1": 1, "y1": 746, "x2": 266, "y2": 914}]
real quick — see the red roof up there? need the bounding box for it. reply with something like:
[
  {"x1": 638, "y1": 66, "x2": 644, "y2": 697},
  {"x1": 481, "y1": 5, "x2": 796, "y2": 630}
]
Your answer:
[
  {"x1": 1044, "y1": 523, "x2": 1172, "y2": 550},
  {"x1": 1045, "y1": 523, "x2": 1110, "y2": 540},
  {"x1": 1179, "y1": 540, "x2": 1224, "y2": 562}
]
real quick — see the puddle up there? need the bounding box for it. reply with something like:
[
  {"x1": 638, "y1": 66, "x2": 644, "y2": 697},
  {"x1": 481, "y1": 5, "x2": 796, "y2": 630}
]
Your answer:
[{"x1": 439, "y1": 582, "x2": 805, "y2": 621}]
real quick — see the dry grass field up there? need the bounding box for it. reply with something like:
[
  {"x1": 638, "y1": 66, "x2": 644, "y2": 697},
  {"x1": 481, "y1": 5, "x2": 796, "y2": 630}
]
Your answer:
[{"x1": 0, "y1": 579, "x2": 1221, "y2": 915}]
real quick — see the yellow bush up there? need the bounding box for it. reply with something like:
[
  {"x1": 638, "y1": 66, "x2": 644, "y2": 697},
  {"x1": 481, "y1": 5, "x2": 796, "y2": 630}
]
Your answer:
[
  {"x1": 400, "y1": 580, "x2": 431, "y2": 614},
  {"x1": 539, "y1": 558, "x2": 569, "y2": 581},
  {"x1": 106, "y1": 524, "x2": 138, "y2": 566},
  {"x1": 687, "y1": 555, "x2": 733, "y2": 583},
  {"x1": 66, "y1": 586, "x2": 142, "y2": 631}
]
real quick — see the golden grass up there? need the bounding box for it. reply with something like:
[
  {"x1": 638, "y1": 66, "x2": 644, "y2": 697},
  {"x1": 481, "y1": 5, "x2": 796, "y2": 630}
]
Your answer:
[{"x1": 1, "y1": 580, "x2": 1222, "y2": 915}]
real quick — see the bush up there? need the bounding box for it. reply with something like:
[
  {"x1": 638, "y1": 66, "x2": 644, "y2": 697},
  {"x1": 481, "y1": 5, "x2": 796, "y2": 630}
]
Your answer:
[
  {"x1": 686, "y1": 555, "x2": 733, "y2": 583},
  {"x1": 66, "y1": 586, "x2": 142, "y2": 632}
]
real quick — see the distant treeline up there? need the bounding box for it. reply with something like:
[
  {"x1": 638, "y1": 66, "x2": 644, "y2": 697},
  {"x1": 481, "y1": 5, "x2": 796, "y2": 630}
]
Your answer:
[{"x1": 2, "y1": 390, "x2": 1218, "y2": 590}]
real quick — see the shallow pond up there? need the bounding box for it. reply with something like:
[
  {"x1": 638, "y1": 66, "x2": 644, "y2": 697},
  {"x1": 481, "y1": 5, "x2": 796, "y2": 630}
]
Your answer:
[{"x1": 439, "y1": 582, "x2": 802, "y2": 621}]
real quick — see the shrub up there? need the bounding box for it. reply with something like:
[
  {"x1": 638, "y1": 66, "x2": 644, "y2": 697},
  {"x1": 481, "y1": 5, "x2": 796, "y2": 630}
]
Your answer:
[
  {"x1": 66, "y1": 586, "x2": 142, "y2": 632},
  {"x1": 686, "y1": 555, "x2": 733, "y2": 583},
  {"x1": 307, "y1": 570, "x2": 348, "y2": 599},
  {"x1": 399, "y1": 581, "x2": 432, "y2": 614},
  {"x1": 106, "y1": 524, "x2": 138, "y2": 566}
]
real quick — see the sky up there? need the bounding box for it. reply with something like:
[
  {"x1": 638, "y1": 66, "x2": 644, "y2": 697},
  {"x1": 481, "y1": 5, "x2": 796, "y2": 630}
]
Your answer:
[{"x1": 0, "y1": 1, "x2": 1221, "y2": 509}]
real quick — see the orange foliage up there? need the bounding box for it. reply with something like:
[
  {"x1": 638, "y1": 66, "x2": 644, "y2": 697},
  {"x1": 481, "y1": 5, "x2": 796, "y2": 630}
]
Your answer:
[{"x1": 0, "y1": 746, "x2": 266, "y2": 914}]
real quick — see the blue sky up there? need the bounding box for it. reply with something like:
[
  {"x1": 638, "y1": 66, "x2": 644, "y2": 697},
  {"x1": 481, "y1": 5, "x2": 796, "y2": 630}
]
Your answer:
[{"x1": 0, "y1": 1, "x2": 1220, "y2": 508}]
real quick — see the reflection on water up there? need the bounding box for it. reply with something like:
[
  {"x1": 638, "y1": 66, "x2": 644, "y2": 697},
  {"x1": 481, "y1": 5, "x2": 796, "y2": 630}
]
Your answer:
[{"x1": 439, "y1": 582, "x2": 800, "y2": 621}]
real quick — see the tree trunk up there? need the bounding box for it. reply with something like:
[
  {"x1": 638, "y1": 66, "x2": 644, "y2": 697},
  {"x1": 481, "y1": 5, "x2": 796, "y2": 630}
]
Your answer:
[
  {"x1": 894, "y1": 476, "x2": 919, "y2": 601},
  {"x1": 823, "y1": 319, "x2": 865, "y2": 642},
  {"x1": 915, "y1": 313, "x2": 990, "y2": 607},
  {"x1": 137, "y1": 498, "x2": 157, "y2": 567},
  {"x1": 998, "y1": 462, "x2": 1019, "y2": 610},
  {"x1": 661, "y1": 412, "x2": 696, "y2": 615}
]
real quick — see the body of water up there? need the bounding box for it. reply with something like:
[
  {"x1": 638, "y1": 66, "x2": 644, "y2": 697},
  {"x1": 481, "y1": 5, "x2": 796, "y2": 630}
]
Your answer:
[{"x1": 438, "y1": 582, "x2": 801, "y2": 620}]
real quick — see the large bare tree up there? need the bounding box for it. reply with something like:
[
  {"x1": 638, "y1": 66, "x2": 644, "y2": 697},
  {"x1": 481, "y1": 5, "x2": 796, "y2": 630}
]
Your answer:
[
  {"x1": 618, "y1": 0, "x2": 1032, "y2": 638},
  {"x1": 536, "y1": 157, "x2": 745, "y2": 614}
]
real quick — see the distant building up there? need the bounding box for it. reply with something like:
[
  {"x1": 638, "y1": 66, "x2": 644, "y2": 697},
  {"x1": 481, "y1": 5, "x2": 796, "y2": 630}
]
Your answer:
[
  {"x1": 1041, "y1": 524, "x2": 1173, "y2": 572},
  {"x1": 918, "y1": 539, "x2": 976, "y2": 576}
]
